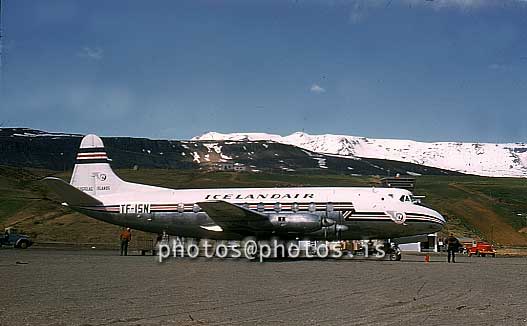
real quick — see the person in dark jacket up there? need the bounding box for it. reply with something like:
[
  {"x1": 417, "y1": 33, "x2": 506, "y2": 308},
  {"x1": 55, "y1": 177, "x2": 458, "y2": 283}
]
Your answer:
[{"x1": 446, "y1": 233, "x2": 460, "y2": 263}]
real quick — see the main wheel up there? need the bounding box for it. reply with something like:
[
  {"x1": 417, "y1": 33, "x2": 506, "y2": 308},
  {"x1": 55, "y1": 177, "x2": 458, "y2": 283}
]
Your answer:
[{"x1": 18, "y1": 241, "x2": 29, "y2": 249}]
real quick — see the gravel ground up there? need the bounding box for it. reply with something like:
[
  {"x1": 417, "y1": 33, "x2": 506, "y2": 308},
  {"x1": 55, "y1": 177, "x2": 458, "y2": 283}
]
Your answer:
[{"x1": 1, "y1": 248, "x2": 526, "y2": 326}]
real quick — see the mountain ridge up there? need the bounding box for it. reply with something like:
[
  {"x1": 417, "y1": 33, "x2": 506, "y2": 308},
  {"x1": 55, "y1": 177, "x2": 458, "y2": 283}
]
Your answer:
[
  {"x1": 193, "y1": 131, "x2": 527, "y2": 178},
  {"x1": 0, "y1": 128, "x2": 459, "y2": 176}
]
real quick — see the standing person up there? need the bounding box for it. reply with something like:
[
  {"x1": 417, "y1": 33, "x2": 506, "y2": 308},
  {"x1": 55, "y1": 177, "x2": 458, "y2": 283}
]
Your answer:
[
  {"x1": 153, "y1": 233, "x2": 163, "y2": 256},
  {"x1": 120, "y1": 227, "x2": 132, "y2": 256},
  {"x1": 446, "y1": 233, "x2": 460, "y2": 263}
]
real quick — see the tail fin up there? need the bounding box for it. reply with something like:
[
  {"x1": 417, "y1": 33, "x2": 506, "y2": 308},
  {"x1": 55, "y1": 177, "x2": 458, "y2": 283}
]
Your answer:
[
  {"x1": 70, "y1": 134, "x2": 160, "y2": 196},
  {"x1": 70, "y1": 134, "x2": 127, "y2": 196}
]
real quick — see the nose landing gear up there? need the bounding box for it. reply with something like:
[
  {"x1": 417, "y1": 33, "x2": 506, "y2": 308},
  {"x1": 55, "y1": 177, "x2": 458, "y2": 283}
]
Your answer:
[{"x1": 387, "y1": 242, "x2": 402, "y2": 261}]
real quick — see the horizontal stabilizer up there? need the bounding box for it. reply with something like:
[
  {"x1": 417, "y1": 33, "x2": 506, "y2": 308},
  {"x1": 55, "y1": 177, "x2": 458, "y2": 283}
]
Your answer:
[
  {"x1": 197, "y1": 201, "x2": 273, "y2": 232},
  {"x1": 42, "y1": 177, "x2": 103, "y2": 206}
]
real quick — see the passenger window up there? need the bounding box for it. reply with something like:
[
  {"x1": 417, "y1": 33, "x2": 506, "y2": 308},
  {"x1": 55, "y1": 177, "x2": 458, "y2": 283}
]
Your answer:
[
  {"x1": 257, "y1": 202, "x2": 265, "y2": 212},
  {"x1": 274, "y1": 202, "x2": 281, "y2": 212},
  {"x1": 309, "y1": 202, "x2": 316, "y2": 213},
  {"x1": 292, "y1": 202, "x2": 299, "y2": 212},
  {"x1": 399, "y1": 195, "x2": 405, "y2": 202},
  {"x1": 326, "y1": 203, "x2": 334, "y2": 212}
]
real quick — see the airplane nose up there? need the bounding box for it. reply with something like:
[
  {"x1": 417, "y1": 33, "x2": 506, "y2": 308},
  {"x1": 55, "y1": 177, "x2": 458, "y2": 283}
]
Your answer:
[
  {"x1": 413, "y1": 207, "x2": 445, "y2": 234},
  {"x1": 421, "y1": 206, "x2": 446, "y2": 227},
  {"x1": 433, "y1": 210, "x2": 446, "y2": 225},
  {"x1": 439, "y1": 213, "x2": 446, "y2": 225}
]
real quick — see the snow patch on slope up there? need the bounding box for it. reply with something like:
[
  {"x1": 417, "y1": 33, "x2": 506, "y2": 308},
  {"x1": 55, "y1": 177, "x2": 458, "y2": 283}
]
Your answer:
[{"x1": 192, "y1": 152, "x2": 201, "y2": 163}]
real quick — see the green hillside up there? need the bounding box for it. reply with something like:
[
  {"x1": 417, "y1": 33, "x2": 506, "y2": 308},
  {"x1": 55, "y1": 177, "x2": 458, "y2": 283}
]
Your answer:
[{"x1": 1, "y1": 166, "x2": 526, "y2": 246}]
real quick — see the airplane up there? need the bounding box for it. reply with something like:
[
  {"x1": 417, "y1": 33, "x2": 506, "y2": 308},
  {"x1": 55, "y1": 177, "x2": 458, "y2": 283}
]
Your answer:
[{"x1": 43, "y1": 134, "x2": 446, "y2": 260}]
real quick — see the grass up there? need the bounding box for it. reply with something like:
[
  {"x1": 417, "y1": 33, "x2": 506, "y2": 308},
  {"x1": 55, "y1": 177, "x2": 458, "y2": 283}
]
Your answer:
[{"x1": 416, "y1": 176, "x2": 527, "y2": 245}]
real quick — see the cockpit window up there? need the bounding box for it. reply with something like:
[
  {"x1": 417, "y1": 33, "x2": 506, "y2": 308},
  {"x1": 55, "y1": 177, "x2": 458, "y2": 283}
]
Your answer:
[{"x1": 399, "y1": 195, "x2": 414, "y2": 203}]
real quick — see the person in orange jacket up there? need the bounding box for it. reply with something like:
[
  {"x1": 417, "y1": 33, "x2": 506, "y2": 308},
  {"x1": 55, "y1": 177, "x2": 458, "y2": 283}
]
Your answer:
[{"x1": 120, "y1": 227, "x2": 132, "y2": 256}]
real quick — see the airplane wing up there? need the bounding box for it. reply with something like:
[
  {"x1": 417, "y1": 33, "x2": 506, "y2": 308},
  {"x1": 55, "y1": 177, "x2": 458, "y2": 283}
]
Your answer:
[
  {"x1": 42, "y1": 177, "x2": 103, "y2": 207},
  {"x1": 197, "y1": 200, "x2": 274, "y2": 233}
]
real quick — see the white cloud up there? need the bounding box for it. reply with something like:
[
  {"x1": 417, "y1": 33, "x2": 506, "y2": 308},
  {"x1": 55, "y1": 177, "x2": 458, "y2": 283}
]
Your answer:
[
  {"x1": 408, "y1": 0, "x2": 487, "y2": 10},
  {"x1": 345, "y1": 0, "x2": 525, "y2": 15},
  {"x1": 405, "y1": 0, "x2": 527, "y2": 10},
  {"x1": 349, "y1": 12, "x2": 362, "y2": 24},
  {"x1": 348, "y1": 1, "x2": 365, "y2": 24},
  {"x1": 78, "y1": 47, "x2": 104, "y2": 60},
  {"x1": 342, "y1": 0, "x2": 527, "y2": 26},
  {"x1": 310, "y1": 84, "x2": 326, "y2": 94},
  {"x1": 488, "y1": 63, "x2": 511, "y2": 71}
]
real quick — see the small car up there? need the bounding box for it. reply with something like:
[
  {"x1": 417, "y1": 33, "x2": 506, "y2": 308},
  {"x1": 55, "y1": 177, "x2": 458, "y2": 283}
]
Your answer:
[
  {"x1": 0, "y1": 228, "x2": 33, "y2": 249},
  {"x1": 467, "y1": 241, "x2": 496, "y2": 257}
]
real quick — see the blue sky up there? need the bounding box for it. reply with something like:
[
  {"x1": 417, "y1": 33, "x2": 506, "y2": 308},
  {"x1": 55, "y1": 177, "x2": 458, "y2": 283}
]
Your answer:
[{"x1": 1, "y1": 0, "x2": 527, "y2": 142}]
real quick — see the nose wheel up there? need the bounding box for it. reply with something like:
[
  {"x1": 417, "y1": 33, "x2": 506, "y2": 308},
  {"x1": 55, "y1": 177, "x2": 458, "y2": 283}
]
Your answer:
[{"x1": 388, "y1": 243, "x2": 402, "y2": 261}]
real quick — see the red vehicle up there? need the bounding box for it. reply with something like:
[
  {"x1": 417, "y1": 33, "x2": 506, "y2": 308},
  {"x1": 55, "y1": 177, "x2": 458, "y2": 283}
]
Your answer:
[{"x1": 467, "y1": 241, "x2": 496, "y2": 257}]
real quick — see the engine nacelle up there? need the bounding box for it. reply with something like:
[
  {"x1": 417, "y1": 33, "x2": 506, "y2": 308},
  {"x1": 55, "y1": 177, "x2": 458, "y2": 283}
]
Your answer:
[{"x1": 268, "y1": 213, "x2": 324, "y2": 233}]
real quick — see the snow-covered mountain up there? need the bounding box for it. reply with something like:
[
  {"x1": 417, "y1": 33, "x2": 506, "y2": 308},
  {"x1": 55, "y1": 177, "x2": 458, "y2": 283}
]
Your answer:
[{"x1": 193, "y1": 132, "x2": 527, "y2": 178}]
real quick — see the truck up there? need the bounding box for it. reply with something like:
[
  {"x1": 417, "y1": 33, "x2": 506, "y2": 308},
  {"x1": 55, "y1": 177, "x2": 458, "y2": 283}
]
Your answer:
[
  {"x1": 467, "y1": 241, "x2": 496, "y2": 257},
  {"x1": 0, "y1": 227, "x2": 33, "y2": 249}
]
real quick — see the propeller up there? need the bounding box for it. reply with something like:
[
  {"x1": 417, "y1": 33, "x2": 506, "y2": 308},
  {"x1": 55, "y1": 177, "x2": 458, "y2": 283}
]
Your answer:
[
  {"x1": 335, "y1": 224, "x2": 349, "y2": 241},
  {"x1": 321, "y1": 216, "x2": 335, "y2": 227}
]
